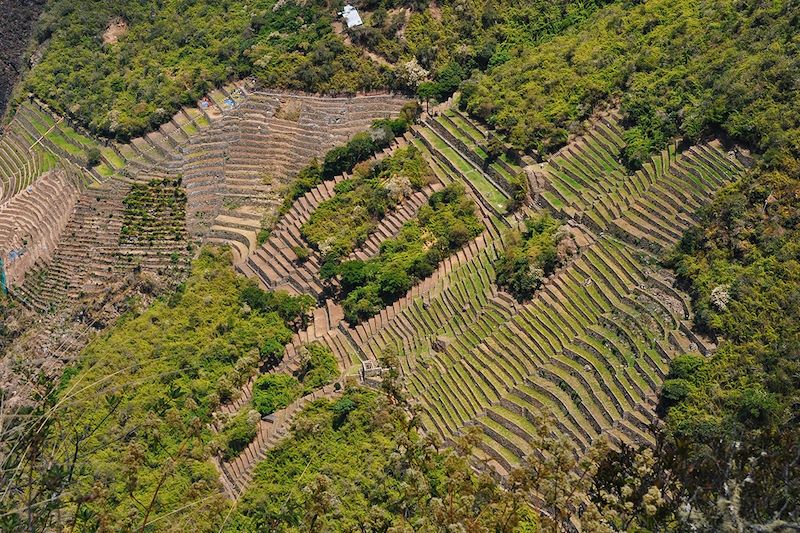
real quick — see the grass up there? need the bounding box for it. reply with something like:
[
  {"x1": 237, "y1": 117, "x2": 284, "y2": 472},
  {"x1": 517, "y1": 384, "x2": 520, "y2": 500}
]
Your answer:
[
  {"x1": 420, "y1": 129, "x2": 509, "y2": 212},
  {"x1": 101, "y1": 147, "x2": 125, "y2": 168}
]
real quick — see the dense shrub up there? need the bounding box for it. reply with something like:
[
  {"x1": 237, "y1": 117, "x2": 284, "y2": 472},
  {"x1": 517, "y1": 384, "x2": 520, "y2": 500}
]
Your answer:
[
  {"x1": 301, "y1": 146, "x2": 433, "y2": 258},
  {"x1": 252, "y1": 374, "x2": 300, "y2": 416},
  {"x1": 295, "y1": 342, "x2": 339, "y2": 391},
  {"x1": 657, "y1": 164, "x2": 800, "y2": 522},
  {"x1": 229, "y1": 386, "x2": 541, "y2": 530},
  {"x1": 218, "y1": 409, "x2": 260, "y2": 460},
  {"x1": 334, "y1": 182, "x2": 483, "y2": 324},
  {"x1": 240, "y1": 285, "x2": 314, "y2": 328},
  {"x1": 463, "y1": 0, "x2": 799, "y2": 162},
  {"x1": 495, "y1": 215, "x2": 575, "y2": 301},
  {"x1": 252, "y1": 342, "x2": 338, "y2": 416}
]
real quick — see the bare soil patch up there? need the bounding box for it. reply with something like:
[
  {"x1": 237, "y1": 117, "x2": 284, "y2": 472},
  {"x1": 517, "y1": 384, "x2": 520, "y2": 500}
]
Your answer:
[{"x1": 103, "y1": 18, "x2": 128, "y2": 44}]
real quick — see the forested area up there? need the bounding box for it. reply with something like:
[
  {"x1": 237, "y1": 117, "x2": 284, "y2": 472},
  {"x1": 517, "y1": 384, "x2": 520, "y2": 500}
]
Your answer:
[
  {"x1": 461, "y1": 0, "x2": 799, "y2": 164},
  {"x1": 20, "y1": 0, "x2": 609, "y2": 140},
  {"x1": 352, "y1": 0, "x2": 613, "y2": 102},
  {"x1": 0, "y1": 248, "x2": 314, "y2": 531},
  {"x1": 25, "y1": 0, "x2": 386, "y2": 139}
]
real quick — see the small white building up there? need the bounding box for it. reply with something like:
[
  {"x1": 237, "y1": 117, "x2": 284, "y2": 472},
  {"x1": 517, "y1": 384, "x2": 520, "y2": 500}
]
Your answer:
[{"x1": 339, "y1": 4, "x2": 363, "y2": 29}]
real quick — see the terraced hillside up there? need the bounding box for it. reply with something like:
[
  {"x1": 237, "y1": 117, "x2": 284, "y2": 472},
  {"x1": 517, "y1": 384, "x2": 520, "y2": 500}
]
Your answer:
[
  {"x1": 530, "y1": 112, "x2": 743, "y2": 253},
  {"x1": 209, "y1": 108, "x2": 523, "y2": 496},
  {"x1": 0, "y1": 102, "x2": 91, "y2": 204},
  {"x1": 216, "y1": 107, "x2": 746, "y2": 492},
  {"x1": 3, "y1": 84, "x2": 408, "y2": 312},
  {"x1": 241, "y1": 137, "x2": 451, "y2": 298},
  {"x1": 1, "y1": 85, "x2": 747, "y2": 498},
  {"x1": 350, "y1": 116, "x2": 745, "y2": 477},
  {"x1": 0, "y1": 168, "x2": 84, "y2": 287},
  {"x1": 179, "y1": 91, "x2": 410, "y2": 263},
  {"x1": 412, "y1": 107, "x2": 527, "y2": 216}
]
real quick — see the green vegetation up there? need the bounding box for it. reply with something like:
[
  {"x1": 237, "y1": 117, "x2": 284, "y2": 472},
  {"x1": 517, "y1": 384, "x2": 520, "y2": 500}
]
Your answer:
[
  {"x1": 239, "y1": 285, "x2": 315, "y2": 335},
  {"x1": 252, "y1": 374, "x2": 302, "y2": 416},
  {"x1": 27, "y1": 0, "x2": 387, "y2": 139},
  {"x1": 301, "y1": 145, "x2": 433, "y2": 258},
  {"x1": 655, "y1": 167, "x2": 800, "y2": 523},
  {"x1": 461, "y1": 0, "x2": 798, "y2": 164},
  {"x1": 281, "y1": 112, "x2": 417, "y2": 212},
  {"x1": 495, "y1": 215, "x2": 575, "y2": 301},
  {"x1": 216, "y1": 408, "x2": 260, "y2": 460},
  {"x1": 227, "y1": 385, "x2": 540, "y2": 531},
  {"x1": 8, "y1": 0, "x2": 800, "y2": 528},
  {"x1": 120, "y1": 177, "x2": 187, "y2": 244},
  {"x1": 352, "y1": 0, "x2": 612, "y2": 102},
  {"x1": 0, "y1": 248, "x2": 319, "y2": 531},
  {"x1": 252, "y1": 342, "x2": 339, "y2": 416},
  {"x1": 330, "y1": 182, "x2": 483, "y2": 324}
]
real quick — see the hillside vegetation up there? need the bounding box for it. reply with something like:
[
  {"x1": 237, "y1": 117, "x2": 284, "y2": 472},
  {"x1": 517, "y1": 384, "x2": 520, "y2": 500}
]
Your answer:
[
  {"x1": 462, "y1": 0, "x2": 799, "y2": 165},
  {"x1": 22, "y1": 0, "x2": 611, "y2": 140},
  {"x1": 26, "y1": 0, "x2": 385, "y2": 139},
  {"x1": 0, "y1": 248, "x2": 314, "y2": 531}
]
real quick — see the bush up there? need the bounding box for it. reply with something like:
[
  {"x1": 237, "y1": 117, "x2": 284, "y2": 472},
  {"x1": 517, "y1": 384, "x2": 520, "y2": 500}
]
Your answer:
[
  {"x1": 297, "y1": 342, "x2": 338, "y2": 391},
  {"x1": 240, "y1": 285, "x2": 314, "y2": 327},
  {"x1": 339, "y1": 182, "x2": 483, "y2": 324},
  {"x1": 85, "y1": 147, "x2": 101, "y2": 167},
  {"x1": 252, "y1": 342, "x2": 338, "y2": 416},
  {"x1": 495, "y1": 214, "x2": 573, "y2": 301},
  {"x1": 219, "y1": 409, "x2": 259, "y2": 460},
  {"x1": 252, "y1": 374, "x2": 300, "y2": 416}
]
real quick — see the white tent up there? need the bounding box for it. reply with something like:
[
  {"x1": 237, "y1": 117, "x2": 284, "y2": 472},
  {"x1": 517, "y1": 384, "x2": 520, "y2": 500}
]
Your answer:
[{"x1": 339, "y1": 5, "x2": 363, "y2": 28}]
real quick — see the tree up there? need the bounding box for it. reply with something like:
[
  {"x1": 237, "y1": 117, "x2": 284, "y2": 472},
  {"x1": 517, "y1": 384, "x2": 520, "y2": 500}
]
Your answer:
[{"x1": 417, "y1": 82, "x2": 437, "y2": 113}]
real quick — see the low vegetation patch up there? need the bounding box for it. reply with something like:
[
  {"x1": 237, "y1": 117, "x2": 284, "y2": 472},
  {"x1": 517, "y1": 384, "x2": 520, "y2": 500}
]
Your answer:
[
  {"x1": 301, "y1": 145, "x2": 434, "y2": 258},
  {"x1": 215, "y1": 408, "x2": 261, "y2": 460},
  {"x1": 120, "y1": 177, "x2": 186, "y2": 244},
  {"x1": 252, "y1": 342, "x2": 338, "y2": 416},
  {"x1": 327, "y1": 182, "x2": 483, "y2": 324},
  {"x1": 495, "y1": 214, "x2": 576, "y2": 301}
]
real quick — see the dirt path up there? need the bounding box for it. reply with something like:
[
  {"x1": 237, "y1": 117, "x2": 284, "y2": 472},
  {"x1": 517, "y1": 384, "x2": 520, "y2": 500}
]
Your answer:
[{"x1": 332, "y1": 20, "x2": 394, "y2": 69}]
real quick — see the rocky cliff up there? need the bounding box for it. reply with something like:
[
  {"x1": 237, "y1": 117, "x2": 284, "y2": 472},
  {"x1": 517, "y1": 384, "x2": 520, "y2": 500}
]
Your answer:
[{"x1": 0, "y1": 0, "x2": 45, "y2": 118}]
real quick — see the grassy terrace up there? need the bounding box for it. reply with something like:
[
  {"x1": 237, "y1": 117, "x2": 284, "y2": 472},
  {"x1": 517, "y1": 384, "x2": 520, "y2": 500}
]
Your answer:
[
  {"x1": 364, "y1": 241, "x2": 501, "y2": 371},
  {"x1": 534, "y1": 117, "x2": 744, "y2": 253},
  {"x1": 388, "y1": 232, "x2": 688, "y2": 461},
  {"x1": 437, "y1": 112, "x2": 523, "y2": 187},
  {"x1": 417, "y1": 127, "x2": 509, "y2": 213}
]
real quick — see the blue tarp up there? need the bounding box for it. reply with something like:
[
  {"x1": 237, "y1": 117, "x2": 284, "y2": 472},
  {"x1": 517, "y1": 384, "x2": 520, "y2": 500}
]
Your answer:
[{"x1": 0, "y1": 258, "x2": 7, "y2": 295}]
